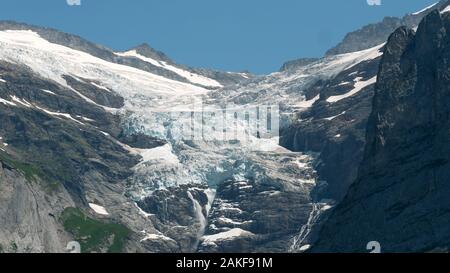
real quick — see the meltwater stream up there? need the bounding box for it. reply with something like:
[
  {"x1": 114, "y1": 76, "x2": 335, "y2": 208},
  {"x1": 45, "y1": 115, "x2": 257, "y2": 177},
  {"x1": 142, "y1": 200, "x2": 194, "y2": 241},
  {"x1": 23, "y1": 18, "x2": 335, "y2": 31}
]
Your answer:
[
  {"x1": 121, "y1": 93, "x2": 323, "y2": 250},
  {"x1": 0, "y1": 29, "x2": 388, "y2": 252}
]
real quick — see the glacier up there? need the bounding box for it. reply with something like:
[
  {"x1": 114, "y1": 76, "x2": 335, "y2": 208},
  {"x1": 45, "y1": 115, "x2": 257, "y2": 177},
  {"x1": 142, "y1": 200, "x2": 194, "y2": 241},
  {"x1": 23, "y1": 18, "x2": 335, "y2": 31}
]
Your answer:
[{"x1": 0, "y1": 28, "x2": 384, "y2": 252}]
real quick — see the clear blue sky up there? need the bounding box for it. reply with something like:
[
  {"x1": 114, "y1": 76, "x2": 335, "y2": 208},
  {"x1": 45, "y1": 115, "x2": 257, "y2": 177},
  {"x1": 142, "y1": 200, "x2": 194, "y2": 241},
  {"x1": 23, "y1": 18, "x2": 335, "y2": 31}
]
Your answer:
[{"x1": 0, "y1": 0, "x2": 439, "y2": 74}]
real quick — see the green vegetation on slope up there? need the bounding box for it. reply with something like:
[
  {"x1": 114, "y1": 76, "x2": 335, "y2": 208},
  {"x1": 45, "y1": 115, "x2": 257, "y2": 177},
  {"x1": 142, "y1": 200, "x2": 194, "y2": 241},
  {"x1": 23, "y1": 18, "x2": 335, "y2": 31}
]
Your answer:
[
  {"x1": 0, "y1": 150, "x2": 59, "y2": 190},
  {"x1": 60, "y1": 207, "x2": 130, "y2": 253},
  {"x1": 0, "y1": 150, "x2": 43, "y2": 182}
]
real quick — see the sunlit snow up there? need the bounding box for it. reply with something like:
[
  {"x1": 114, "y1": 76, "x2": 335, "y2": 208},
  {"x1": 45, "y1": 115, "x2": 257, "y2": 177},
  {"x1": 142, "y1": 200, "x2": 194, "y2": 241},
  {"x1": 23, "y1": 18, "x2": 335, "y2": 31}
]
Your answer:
[
  {"x1": 88, "y1": 203, "x2": 109, "y2": 215},
  {"x1": 116, "y1": 50, "x2": 222, "y2": 88},
  {"x1": 326, "y1": 76, "x2": 377, "y2": 103},
  {"x1": 412, "y1": 2, "x2": 438, "y2": 15},
  {"x1": 202, "y1": 228, "x2": 254, "y2": 243}
]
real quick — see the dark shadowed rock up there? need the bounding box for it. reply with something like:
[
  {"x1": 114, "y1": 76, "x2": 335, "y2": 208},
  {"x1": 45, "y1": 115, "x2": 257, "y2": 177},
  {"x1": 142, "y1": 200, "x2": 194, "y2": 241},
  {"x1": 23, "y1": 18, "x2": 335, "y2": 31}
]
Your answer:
[
  {"x1": 280, "y1": 54, "x2": 382, "y2": 201},
  {"x1": 313, "y1": 11, "x2": 450, "y2": 253},
  {"x1": 63, "y1": 75, "x2": 125, "y2": 108},
  {"x1": 280, "y1": 58, "x2": 320, "y2": 72},
  {"x1": 118, "y1": 132, "x2": 167, "y2": 149},
  {"x1": 199, "y1": 179, "x2": 312, "y2": 253}
]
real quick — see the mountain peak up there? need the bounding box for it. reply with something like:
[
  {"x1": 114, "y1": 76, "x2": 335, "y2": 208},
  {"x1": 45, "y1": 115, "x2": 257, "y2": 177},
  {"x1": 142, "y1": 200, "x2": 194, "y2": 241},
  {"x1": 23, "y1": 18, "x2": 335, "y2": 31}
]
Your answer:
[
  {"x1": 130, "y1": 42, "x2": 172, "y2": 63},
  {"x1": 325, "y1": 0, "x2": 450, "y2": 56}
]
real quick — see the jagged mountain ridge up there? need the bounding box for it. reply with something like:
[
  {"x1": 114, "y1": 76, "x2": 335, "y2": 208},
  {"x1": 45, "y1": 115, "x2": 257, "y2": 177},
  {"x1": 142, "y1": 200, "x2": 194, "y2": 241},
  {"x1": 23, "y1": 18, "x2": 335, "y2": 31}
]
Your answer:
[
  {"x1": 0, "y1": 22, "x2": 382, "y2": 252},
  {"x1": 0, "y1": 20, "x2": 251, "y2": 89},
  {"x1": 0, "y1": 26, "x2": 321, "y2": 253},
  {"x1": 326, "y1": 0, "x2": 450, "y2": 56},
  {"x1": 281, "y1": 0, "x2": 450, "y2": 72},
  {"x1": 0, "y1": 2, "x2": 448, "y2": 253}
]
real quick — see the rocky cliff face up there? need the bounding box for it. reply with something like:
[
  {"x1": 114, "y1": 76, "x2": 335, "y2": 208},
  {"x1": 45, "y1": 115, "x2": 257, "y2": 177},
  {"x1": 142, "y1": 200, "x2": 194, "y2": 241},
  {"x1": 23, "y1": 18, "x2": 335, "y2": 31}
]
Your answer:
[
  {"x1": 280, "y1": 1, "x2": 450, "y2": 74},
  {"x1": 313, "y1": 10, "x2": 450, "y2": 253},
  {"x1": 280, "y1": 54, "x2": 381, "y2": 202},
  {"x1": 0, "y1": 163, "x2": 73, "y2": 253},
  {"x1": 205, "y1": 40, "x2": 386, "y2": 251},
  {"x1": 0, "y1": 25, "x2": 319, "y2": 253},
  {"x1": 276, "y1": 4, "x2": 445, "y2": 202},
  {"x1": 1, "y1": 2, "x2": 448, "y2": 253},
  {"x1": 0, "y1": 59, "x2": 169, "y2": 252},
  {"x1": 279, "y1": 58, "x2": 320, "y2": 72}
]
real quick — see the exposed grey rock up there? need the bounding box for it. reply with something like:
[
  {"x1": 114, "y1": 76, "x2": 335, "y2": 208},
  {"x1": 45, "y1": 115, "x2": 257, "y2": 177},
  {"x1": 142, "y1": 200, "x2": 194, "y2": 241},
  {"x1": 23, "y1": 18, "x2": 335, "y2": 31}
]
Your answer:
[
  {"x1": 0, "y1": 163, "x2": 74, "y2": 253},
  {"x1": 195, "y1": 151, "x2": 319, "y2": 253},
  {"x1": 0, "y1": 60, "x2": 163, "y2": 253},
  {"x1": 326, "y1": 0, "x2": 450, "y2": 56},
  {"x1": 117, "y1": 132, "x2": 167, "y2": 149},
  {"x1": 132, "y1": 43, "x2": 173, "y2": 64},
  {"x1": 63, "y1": 75, "x2": 124, "y2": 109},
  {"x1": 313, "y1": 11, "x2": 450, "y2": 253},
  {"x1": 2, "y1": 1, "x2": 448, "y2": 254},
  {"x1": 130, "y1": 43, "x2": 254, "y2": 87},
  {"x1": 136, "y1": 184, "x2": 211, "y2": 252},
  {"x1": 0, "y1": 20, "x2": 252, "y2": 88},
  {"x1": 280, "y1": 58, "x2": 320, "y2": 72},
  {"x1": 199, "y1": 178, "x2": 313, "y2": 253},
  {"x1": 280, "y1": 54, "x2": 382, "y2": 201}
]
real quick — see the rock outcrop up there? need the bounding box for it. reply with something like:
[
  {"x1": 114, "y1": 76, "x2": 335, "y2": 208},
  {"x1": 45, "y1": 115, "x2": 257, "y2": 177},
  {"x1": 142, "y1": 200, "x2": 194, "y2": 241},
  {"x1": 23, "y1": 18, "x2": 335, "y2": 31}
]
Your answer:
[
  {"x1": 326, "y1": 0, "x2": 450, "y2": 56},
  {"x1": 313, "y1": 10, "x2": 450, "y2": 253}
]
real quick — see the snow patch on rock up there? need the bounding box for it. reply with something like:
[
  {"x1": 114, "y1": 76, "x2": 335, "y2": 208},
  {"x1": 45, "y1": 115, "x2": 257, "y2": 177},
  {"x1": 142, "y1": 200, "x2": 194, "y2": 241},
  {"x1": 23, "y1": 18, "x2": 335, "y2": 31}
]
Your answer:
[
  {"x1": 327, "y1": 76, "x2": 377, "y2": 103},
  {"x1": 202, "y1": 228, "x2": 254, "y2": 243},
  {"x1": 88, "y1": 203, "x2": 109, "y2": 215},
  {"x1": 116, "y1": 50, "x2": 222, "y2": 88},
  {"x1": 413, "y1": 2, "x2": 438, "y2": 15}
]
